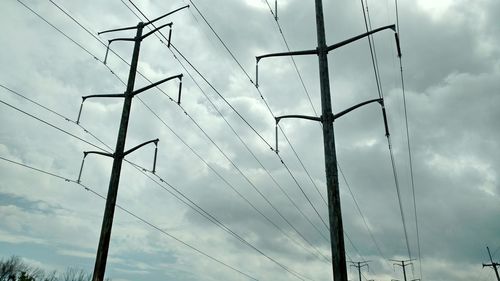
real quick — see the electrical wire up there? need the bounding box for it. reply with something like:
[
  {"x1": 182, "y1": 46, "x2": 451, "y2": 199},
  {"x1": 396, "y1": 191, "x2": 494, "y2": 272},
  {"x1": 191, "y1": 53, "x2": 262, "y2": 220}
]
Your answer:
[
  {"x1": 36, "y1": 0, "x2": 334, "y2": 265},
  {"x1": 126, "y1": 163, "x2": 314, "y2": 281},
  {"x1": 157, "y1": 0, "x2": 330, "y2": 241},
  {"x1": 360, "y1": 0, "x2": 384, "y2": 99},
  {"x1": 0, "y1": 98, "x2": 108, "y2": 153},
  {"x1": 394, "y1": 0, "x2": 423, "y2": 278},
  {"x1": 0, "y1": 83, "x2": 114, "y2": 152},
  {"x1": 262, "y1": 0, "x2": 318, "y2": 117},
  {"x1": 182, "y1": 0, "x2": 387, "y2": 271},
  {"x1": 357, "y1": 0, "x2": 413, "y2": 264},
  {"x1": 0, "y1": 85, "x2": 317, "y2": 280},
  {"x1": 7, "y1": 3, "x2": 387, "y2": 280},
  {"x1": 124, "y1": 0, "x2": 333, "y2": 256},
  {"x1": 338, "y1": 165, "x2": 388, "y2": 261},
  {"x1": 387, "y1": 136, "x2": 412, "y2": 261},
  {"x1": 0, "y1": 156, "x2": 259, "y2": 281},
  {"x1": 11, "y1": 1, "x2": 392, "y2": 278},
  {"x1": 18, "y1": 0, "x2": 334, "y2": 270}
]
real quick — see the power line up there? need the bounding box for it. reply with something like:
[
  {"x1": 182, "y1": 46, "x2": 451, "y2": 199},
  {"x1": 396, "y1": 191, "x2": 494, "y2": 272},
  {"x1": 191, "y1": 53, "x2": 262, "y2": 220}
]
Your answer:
[
  {"x1": 0, "y1": 83, "x2": 114, "y2": 152},
  {"x1": 338, "y1": 164, "x2": 388, "y2": 261},
  {"x1": 262, "y1": 0, "x2": 318, "y2": 117},
  {"x1": 0, "y1": 85, "x2": 315, "y2": 280},
  {"x1": 123, "y1": 0, "x2": 332, "y2": 257},
  {"x1": 183, "y1": 0, "x2": 387, "y2": 273},
  {"x1": 394, "y1": 0, "x2": 423, "y2": 277},
  {"x1": 126, "y1": 163, "x2": 313, "y2": 281},
  {"x1": 0, "y1": 156, "x2": 259, "y2": 281},
  {"x1": 360, "y1": 0, "x2": 384, "y2": 99},
  {"x1": 387, "y1": 135, "x2": 412, "y2": 260},
  {"x1": 48, "y1": 0, "x2": 331, "y2": 265},
  {"x1": 357, "y1": 0, "x2": 413, "y2": 263},
  {"x1": 12, "y1": 0, "x2": 330, "y2": 265},
  {"x1": 134, "y1": 97, "x2": 331, "y2": 264},
  {"x1": 26, "y1": 1, "x2": 360, "y2": 272},
  {"x1": 0, "y1": 98, "x2": 107, "y2": 153},
  {"x1": 10, "y1": 0, "x2": 390, "y2": 278},
  {"x1": 158, "y1": 0, "x2": 330, "y2": 240}
]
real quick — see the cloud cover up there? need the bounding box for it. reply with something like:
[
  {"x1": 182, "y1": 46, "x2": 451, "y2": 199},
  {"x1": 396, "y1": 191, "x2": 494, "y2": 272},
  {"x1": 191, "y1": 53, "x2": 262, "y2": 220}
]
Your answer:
[{"x1": 0, "y1": 0, "x2": 499, "y2": 280}]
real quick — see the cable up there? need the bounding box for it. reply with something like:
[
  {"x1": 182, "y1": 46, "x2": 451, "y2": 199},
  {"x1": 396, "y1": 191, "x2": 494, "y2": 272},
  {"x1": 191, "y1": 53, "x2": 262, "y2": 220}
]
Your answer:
[
  {"x1": 0, "y1": 98, "x2": 108, "y2": 153},
  {"x1": 27, "y1": 1, "x2": 374, "y2": 272},
  {"x1": 124, "y1": 0, "x2": 332, "y2": 258},
  {"x1": 4, "y1": 80, "x2": 324, "y2": 278},
  {"x1": 150, "y1": 0, "x2": 330, "y2": 241},
  {"x1": 32, "y1": 0, "x2": 332, "y2": 266},
  {"x1": 134, "y1": 98, "x2": 330, "y2": 264},
  {"x1": 17, "y1": 0, "x2": 331, "y2": 268},
  {"x1": 126, "y1": 163, "x2": 313, "y2": 281},
  {"x1": 0, "y1": 156, "x2": 259, "y2": 281},
  {"x1": 358, "y1": 0, "x2": 413, "y2": 265},
  {"x1": 184, "y1": 0, "x2": 382, "y2": 269},
  {"x1": 395, "y1": 0, "x2": 423, "y2": 277},
  {"x1": 127, "y1": 0, "x2": 383, "y2": 273},
  {"x1": 0, "y1": 83, "x2": 114, "y2": 152},
  {"x1": 186, "y1": 0, "x2": 329, "y2": 216},
  {"x1": 19, "y1": 1, "x2": 378, "y2": 276},
  {"x1": 262, "y1": 0, "x2": 318, "y2": 117},
  {"x1": 387, "y1": 135, "x2": 412, "y2": 261},
  {"x1": 0, "y1": 84, "x2": 316, "y2": 280},
  {"x1": 338, "y1": 165, "x2": 388, "y2": 261},
  {"x1": 361, "y1": 0, "x2": 385, "y2": 99}
]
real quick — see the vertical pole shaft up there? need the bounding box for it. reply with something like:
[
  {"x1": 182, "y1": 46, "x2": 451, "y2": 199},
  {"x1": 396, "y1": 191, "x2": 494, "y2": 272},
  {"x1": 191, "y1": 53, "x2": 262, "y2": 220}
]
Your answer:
[
  {"x1": 488, "y1": 247, "x2": 500, "y2": 281},
  {"x1": 402, "y1": 261, "x2": 407, "y2": 281},
  {"x1": 92, "y1": 23, "x2": 144, "y2": 281},
  {"x1": 358, "y1": 262, "x2": 362, "y2": 281},
  {"x1": 313, "y1": 1, "x2": 347, "y2": 281}
]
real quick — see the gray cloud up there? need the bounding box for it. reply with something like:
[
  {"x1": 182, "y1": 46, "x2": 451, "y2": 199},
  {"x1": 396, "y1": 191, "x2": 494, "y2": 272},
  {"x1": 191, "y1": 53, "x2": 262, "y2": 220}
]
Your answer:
[{"x1": 0, "y1": 0, "x2": 499, "y2": 281}]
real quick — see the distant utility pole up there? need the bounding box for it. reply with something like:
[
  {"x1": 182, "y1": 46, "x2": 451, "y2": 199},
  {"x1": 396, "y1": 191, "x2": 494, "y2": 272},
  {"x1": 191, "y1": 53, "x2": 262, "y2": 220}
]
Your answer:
[
  {"x1": 391, "y1": 259, "x2": 415, "y2": 281},
  {"x1": 483, "y1": 246, "x2": 500, "y2": 281},
  {"x1": 349, "y1": 261, "x2": 370, "y2": 281},
  {"x1": 255, "y1": 1, "x2": 400, "y2": 281},
  {"x1": 74, "y1": 6, "x2": 188, "y2": 281}
]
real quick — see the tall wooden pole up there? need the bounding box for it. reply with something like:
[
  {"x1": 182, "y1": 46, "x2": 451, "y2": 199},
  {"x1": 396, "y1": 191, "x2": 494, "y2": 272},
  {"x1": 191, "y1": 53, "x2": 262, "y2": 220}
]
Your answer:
[
  {"x1": 314, "y1": 1, "x2": 348, "y2": 280},
  {"x1": 92, "y1": 22, "x2": 143, "y2": 281}
]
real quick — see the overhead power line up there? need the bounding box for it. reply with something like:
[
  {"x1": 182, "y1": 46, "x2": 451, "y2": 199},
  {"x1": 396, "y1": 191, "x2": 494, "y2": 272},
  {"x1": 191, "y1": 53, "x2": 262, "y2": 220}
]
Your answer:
[
  {"x1": 13, "y1": 1, "x2": 333, "y2": 269},
  {"x1": 394, "y1": 0, "x2": 423, "y2": 278},
  {"x1": 262, "y1": 0, "x2": 318, "y2": 117},
  {"x1": 0, "y1": 156, "x2": 259, "y2": 281},
  {"x1": 150, "y1": 1, "x2": 336, "y2": 253},
  {"x1": 30, "y1": 0, "x2": 324, "y2": 263},
  {"x1": 357, "y1": 0, "x2": 413, "y2": 264},
  {"x1": 124, "y1": 0, "x2": 332, "y2": 255},
  {"x1": 0, "y1": 85, "x2": 316, "y2": 280}
]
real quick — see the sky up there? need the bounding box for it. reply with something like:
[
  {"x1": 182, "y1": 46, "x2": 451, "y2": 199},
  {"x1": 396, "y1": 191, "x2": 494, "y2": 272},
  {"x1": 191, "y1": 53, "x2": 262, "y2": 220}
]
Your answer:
[{"x1": 0, "y1": 0, "x2": 499, "y2": 281}]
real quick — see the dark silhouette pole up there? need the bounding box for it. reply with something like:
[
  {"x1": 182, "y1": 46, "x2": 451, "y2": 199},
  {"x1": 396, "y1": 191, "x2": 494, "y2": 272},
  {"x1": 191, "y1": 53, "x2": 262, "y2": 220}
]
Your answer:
[{"x1": 483, "y1": 246, "x2": 500, "y2": 281}]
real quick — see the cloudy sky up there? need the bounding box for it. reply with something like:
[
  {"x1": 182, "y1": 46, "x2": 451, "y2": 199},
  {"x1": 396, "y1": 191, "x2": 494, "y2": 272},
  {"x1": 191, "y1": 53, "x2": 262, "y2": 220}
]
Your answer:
[{"x1": 0, "y1": 0, "x2": 499, "y2": 280}]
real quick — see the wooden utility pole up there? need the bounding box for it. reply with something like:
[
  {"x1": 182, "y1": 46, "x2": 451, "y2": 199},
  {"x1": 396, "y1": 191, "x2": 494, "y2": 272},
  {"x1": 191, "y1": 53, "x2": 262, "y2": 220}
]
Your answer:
[
  {"x1": 84, "y1": 7, "x2": 187, "y2": 281},
  {"x1": 313, "y1": 0, "x2": 347, "y2": 280},
  {"x1": 483, "y1": 246, "x2": 500, "y2": 281},
  {"x1": 349, "y1": 261, "x2": 370, "y2": 281},
  {"x1": 256, "y1": 1, "x2": 398, "y2": 280},
  {"x1": 391, "y1": 259, "x2": 415, "y2": 281},
  {"x1": 91, "y1": 21, "x2": 144, "y2": 281}
]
